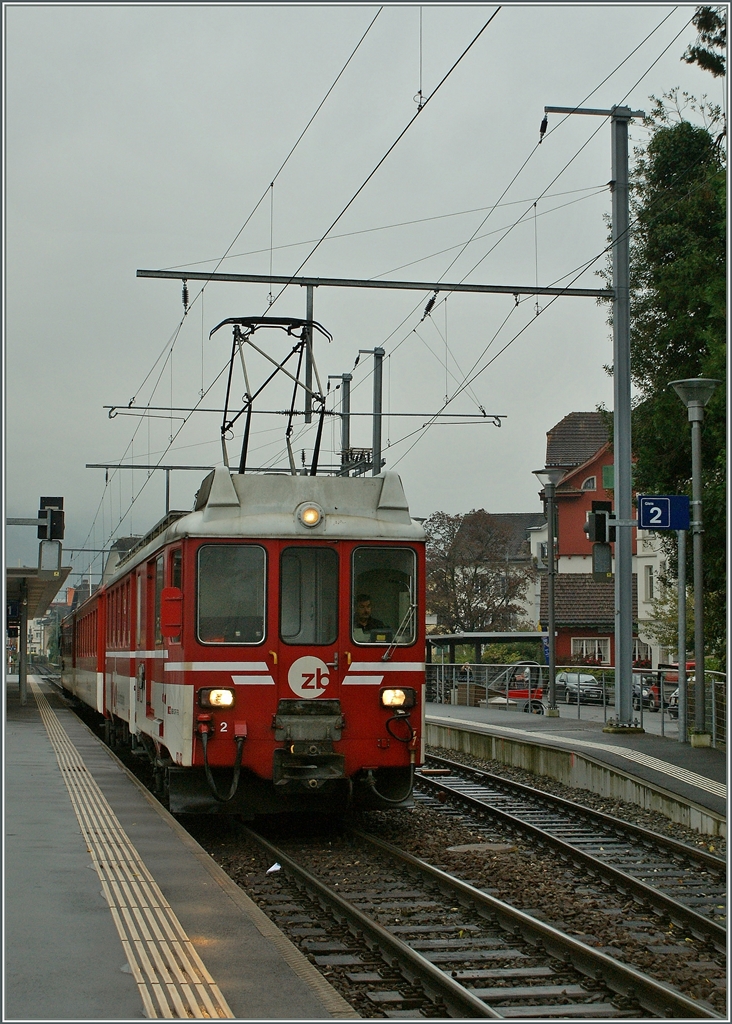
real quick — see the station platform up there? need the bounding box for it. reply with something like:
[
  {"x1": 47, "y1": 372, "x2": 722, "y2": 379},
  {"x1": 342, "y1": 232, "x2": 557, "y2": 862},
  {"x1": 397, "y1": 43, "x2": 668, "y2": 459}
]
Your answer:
[
  {"x1": 5, "y1": 674, "x2": 359, "y2": 1021},
  {"x1": 425, "y1": 702, "x2": 727, "y2": 827}
]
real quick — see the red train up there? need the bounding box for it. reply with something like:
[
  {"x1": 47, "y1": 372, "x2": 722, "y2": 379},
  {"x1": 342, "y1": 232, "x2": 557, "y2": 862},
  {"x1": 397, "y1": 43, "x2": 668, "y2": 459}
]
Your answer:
[{"x1": 61, "y1": 467, "x2": 426, "y2": 815}]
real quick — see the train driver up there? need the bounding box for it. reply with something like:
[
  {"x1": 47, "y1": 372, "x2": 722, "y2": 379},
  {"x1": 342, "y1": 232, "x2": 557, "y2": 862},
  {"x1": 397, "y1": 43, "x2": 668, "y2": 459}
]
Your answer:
[{"x1": 353, "y1": 593, "x2": 386, "y2": 639}]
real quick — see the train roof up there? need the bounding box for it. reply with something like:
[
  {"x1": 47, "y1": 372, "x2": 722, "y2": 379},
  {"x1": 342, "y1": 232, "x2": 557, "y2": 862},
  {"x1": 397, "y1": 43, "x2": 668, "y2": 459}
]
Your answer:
[{"x1": 106, "y1": 469, "x2": 424, "y2": 584}]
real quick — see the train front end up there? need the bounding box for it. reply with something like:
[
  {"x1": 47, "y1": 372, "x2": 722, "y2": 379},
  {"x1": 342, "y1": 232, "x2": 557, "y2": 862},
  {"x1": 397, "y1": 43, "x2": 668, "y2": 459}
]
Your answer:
[{"x1": 160, "y1": 468, "x2": 425, "y2": 815}]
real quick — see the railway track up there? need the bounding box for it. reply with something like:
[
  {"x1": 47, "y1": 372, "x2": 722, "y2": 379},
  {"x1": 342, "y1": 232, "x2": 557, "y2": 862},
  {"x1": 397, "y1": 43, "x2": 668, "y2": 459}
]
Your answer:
[
  {"x1": 42, "y1": 670, "x2": 724, "y2": 1018},
  {"x1": 236, "y1": 822, "x2": 720, "y2": 1019},
  {"x1": 416, "y1": 755, "x2": 726, "y2": 951}
]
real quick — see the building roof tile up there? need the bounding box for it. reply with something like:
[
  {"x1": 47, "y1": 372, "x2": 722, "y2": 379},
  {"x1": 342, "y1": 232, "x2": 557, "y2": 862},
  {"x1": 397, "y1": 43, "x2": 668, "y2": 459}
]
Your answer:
[
  {"x1": 545, "y1": 412, "x2": 610, "y2": 469},
  {"x1": 540, "y1": 573, "x2": 637, "y2": 628}
]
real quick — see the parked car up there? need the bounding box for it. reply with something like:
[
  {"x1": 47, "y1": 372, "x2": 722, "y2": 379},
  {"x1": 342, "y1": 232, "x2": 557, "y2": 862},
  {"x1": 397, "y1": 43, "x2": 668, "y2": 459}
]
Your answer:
[
  {"x1": 667, "y1": 688, "x2": 679, "y2": 719},
  {"x1": 556, "y1": 672, "x2": 604, "y2": 704},
  {"x1": 488, "y1": 662, "x2": 545, "y2": 714},
  {"x1": 633, "y1": 677, "x2": 659, "y2": 711}
]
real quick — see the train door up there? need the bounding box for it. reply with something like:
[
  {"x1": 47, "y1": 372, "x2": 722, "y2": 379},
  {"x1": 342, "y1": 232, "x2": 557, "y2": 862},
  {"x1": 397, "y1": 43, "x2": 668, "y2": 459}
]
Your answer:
[
  {"x1": 151, "y1": 554, "x2": 165, "y2": 717},
  {"x1": 134, "y1": 566, "x2": 145, "y2": 727},
  {"x1": 276, "y1": 543, "x2": 342, "y2": 703}
]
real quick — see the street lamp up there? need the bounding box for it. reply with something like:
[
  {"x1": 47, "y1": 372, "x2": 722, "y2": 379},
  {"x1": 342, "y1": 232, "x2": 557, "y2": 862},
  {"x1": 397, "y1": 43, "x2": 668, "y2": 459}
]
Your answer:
[
  {"x1": 534, "y1": 467, "x2": 565, "y2": 714},
  {"x1": 670, "y1": 377, "x2": 720, "y2": 743}
]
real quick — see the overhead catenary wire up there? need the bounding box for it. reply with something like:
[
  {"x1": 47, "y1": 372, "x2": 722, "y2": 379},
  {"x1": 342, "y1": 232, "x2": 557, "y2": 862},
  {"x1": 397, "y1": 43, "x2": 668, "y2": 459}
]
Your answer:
[
  {"x1": 80, "y1": 11, "x2": 385, "y2": 557},
  {"x1": 387, "y1": 155, "x2": 722, "y2": 471},
  {"x1": 381, "y1": 8, "x2": 693, "y2": 316},
  {"x1": 84, "y1": 6, "x2": 704, "y2": 561},
  {"x1": 381, "y1": 13, "x2": 708, "y2": 468},
  {"x1": 123, "y1": 7, "x2": 383, "y2": 414},
  {"x1": 261, "y1": 8, "x2": 502, "y2": 315},
  {"x1": 162, "y1": 185, "x2": 609, "y2": 271},
  {"x1": 100, "y1": 9, "x2": 503, "y2": 547},
  {"x1": 338, "y1": 16, "x2": 684, "y2": 413}
]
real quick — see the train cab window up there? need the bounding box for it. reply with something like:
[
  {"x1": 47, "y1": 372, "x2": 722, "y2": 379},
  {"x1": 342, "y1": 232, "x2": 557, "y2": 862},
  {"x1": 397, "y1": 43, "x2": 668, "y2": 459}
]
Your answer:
[
  {"x1": 280, "y1": 547, "x2": 338, "y2": 646},
  {"x1": 352, "y1": 547, "x2": 416, "y2": 645},
  {"x1": 197, "y1": 544, "x2": 265, "y2": 644}
]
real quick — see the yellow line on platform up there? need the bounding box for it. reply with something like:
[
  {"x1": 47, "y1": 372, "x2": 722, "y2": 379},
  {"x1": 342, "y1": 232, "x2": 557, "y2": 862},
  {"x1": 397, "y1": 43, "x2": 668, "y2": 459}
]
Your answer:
[{"x1": 30, "y1": 679, "x2": 234, "y2": 1019}]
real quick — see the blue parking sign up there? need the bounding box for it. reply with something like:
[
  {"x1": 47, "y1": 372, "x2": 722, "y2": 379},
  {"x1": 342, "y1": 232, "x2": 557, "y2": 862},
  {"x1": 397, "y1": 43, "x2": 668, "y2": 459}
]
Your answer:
[{"x1": 638, "y1": 495, "x2": 690, "y2": 531}]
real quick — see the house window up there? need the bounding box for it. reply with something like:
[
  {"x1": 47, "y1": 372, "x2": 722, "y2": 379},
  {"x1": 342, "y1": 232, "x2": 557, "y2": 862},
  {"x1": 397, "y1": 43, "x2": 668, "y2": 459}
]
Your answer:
[
  {"x1": 571, "y1": 637, "x2": 610, "y2": 664},
  {"x1": 644, "y1": 564, "x2": 655, "y2": 601},
  {"x1": 633, "y1": 639, "x2": 652, "y2": 665},
  {"x1": 581, "y1": 476, "x2": 596, "y2": 491},
  {"x1": 538, "y1": 542, "x2": 548, "y2": 563}
]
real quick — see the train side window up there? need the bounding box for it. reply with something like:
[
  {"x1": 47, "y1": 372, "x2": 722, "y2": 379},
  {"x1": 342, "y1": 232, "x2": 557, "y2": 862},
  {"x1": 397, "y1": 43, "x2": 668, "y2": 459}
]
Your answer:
[
  {"x1": 197, "y1": 544, "x2": 266, "y2": 644},
  {"x1": 352, "y1": 547, "x2": 416, "y2": 645},
  {"x1": 171, "y1": 549, "x2": 182, "y2": 590},
  {"x1": 280, "y1": 547, "x2": 338, "y2": 646},
  {"x1": 154, "y1": 555, "x2": 165, "y2": 646},
  {"x1": 136, "y1": 571, "x2": 143, "y2": 648}
]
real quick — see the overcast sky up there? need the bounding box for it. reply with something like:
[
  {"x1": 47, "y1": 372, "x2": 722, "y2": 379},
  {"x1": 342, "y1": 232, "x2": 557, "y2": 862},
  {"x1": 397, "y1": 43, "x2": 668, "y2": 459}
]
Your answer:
[{"x1": 5, "y1": 3, "x2": 723, "y2": 584}]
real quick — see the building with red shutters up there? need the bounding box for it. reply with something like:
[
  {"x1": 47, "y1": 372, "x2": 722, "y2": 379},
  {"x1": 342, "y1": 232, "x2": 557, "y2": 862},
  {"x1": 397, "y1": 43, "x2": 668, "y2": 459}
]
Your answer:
[{"x1": 528, "y1": 413, "x2": 666, "y2": 669}]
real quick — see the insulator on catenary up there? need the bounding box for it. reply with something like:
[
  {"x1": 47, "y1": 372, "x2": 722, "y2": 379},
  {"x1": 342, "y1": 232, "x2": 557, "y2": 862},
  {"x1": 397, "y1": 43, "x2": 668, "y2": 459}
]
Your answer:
[
  {"x1": 421, "y1": 291, "x2": 438, "y2": 321},
  {"x1": 182, "y1": 280, "x2": 189, "y2": 312},
  {"x1": 539, "y1": 115, "x2": 548, "y2": 144}
]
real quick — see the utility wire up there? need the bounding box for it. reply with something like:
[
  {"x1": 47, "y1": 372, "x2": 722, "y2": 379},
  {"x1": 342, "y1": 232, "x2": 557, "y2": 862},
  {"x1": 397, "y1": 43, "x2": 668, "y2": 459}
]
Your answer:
[
  {"x1": 343, "y1": 16, "x2": 681, "y2": 413},
  {"x1": 262, "y1": 8, "x2": 502, "y2": 313},
  {"x1": 162, "y1": 186, "x2": 605, "y2": 270},
  {"x1": 389, "y1": 154, "x2": 721, "y2": 469},
  {"x1": 82, "y1": 11, "x2": 384, "y2": 553},
  {"x1": 125, "y1": 7, "x2": 383, "y2": 411},
  {"x1": 387, "y1": 13, "x2": 707, "y2": 468}
]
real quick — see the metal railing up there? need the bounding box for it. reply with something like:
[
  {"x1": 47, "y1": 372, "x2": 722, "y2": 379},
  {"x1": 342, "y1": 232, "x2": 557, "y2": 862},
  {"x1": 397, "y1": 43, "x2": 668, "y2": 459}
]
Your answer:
[{"x1": 425, "y1": 662, "x2": 726, "y2": 748}]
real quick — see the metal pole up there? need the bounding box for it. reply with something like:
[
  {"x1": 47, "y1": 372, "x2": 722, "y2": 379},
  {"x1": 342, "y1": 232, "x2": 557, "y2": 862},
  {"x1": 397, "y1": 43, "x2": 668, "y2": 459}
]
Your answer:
[
  {"x1": 372, "y1": 347, "x2": 384, "y2": 476},
  {"x1": 137, "y1": 267, "x2": 611, "y2": 299},
  {"x1": 677, "y1": 529, "x2": 687, "y2": 743},
  {"x1": 547, "y1": 482, "x2": 557, "y2": 711},
  {"x1": 304, "y1": 285, "x2": 314, "y2": 423},
  {"x1": 611, "y1": 108, "x2": 634, "y2": 727},
  {"x1": 341, "y1": 373, "x2": 352, "y2": 459},
  {"x1": 690, "y1": 412, "x2": 706, "y2": 734},
  {"x1": 19, "y1": 581, "x2": 28, "y2": 706}
]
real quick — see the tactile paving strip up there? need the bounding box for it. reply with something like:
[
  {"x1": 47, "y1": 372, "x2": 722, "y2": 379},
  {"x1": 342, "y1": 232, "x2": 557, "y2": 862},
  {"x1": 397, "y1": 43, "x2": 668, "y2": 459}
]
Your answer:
[{"x1": 31, "y1": 680, "x2": 234, "y2": 1019}]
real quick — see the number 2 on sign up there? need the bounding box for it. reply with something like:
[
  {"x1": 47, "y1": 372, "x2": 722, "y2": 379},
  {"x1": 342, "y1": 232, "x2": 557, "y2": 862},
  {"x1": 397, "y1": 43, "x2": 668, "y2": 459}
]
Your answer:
[{"x1": 648, "y1": 505, "x2": 663, "y2": 524}]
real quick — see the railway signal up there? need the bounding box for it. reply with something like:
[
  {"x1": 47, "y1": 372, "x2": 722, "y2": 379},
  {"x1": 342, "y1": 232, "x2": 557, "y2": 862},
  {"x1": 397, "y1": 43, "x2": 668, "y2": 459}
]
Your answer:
[
  {"x1": 37, "y1": 497, "x2": 65, "y2": 540},
  {"x1": 584, "y1": 501, "x2": 615, "y2": 582}
]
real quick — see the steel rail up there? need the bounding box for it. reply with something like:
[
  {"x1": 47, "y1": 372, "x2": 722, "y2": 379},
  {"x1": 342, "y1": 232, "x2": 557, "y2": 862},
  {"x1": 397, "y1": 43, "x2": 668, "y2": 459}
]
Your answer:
[
  {"x1": 417, "y1": 766, "x2": 726, "y2": 951},
  {"x1": 243, "y1": 828, "x2": 501, "y2": 1019},
  {"x1": 353, "y1": 830, "x2": 721, "y2": 1020},
  {"x1": 428, "y1": 754, "x2": 726, "y2": 872}
]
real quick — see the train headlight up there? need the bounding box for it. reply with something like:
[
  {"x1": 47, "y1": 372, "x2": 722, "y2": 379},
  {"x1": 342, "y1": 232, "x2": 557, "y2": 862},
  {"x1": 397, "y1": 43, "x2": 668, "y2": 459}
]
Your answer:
[
  {"x1": 380, "y1": 687, "x2": 416, "y2": 709},
  {"x1": 296, "y1": 503, "x2": 323, "y2": 528},
  {"x1": 198, "y1": 687, "x2": 235, "y2": 708}
]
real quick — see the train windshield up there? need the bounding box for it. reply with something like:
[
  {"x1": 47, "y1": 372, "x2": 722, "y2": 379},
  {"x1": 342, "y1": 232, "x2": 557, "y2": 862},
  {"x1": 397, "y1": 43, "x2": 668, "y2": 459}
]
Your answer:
[
  {"x1": 352, "y1": 547, "x2": 416, "y2": 645},
  {"x1": 280, "y1": 546, "x2": 338, "y2": 645},
  {"x1": 197, "y1": 544, "x2": 266, "y2": 644}
]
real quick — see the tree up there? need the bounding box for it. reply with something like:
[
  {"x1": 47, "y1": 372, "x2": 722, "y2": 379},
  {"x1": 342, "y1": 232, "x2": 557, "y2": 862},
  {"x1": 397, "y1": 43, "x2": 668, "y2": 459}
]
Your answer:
[
  {"x1": 682, "y1": 6, "x2": 726, "y2": 78},
  {"x1": 627, "y1": 91, "x2": 726, "y2": 659},
  {"x1": 424, "y1": 510, "x2": 537, "y2": 633},
  {"x1": 642, "y1": 581, "x2": 695, "y2": 655}
]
